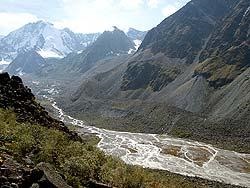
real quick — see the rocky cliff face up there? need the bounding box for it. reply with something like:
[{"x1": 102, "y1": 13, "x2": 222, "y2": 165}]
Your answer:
[
  {"x1": 194, "y1": 0, "x2": 250, "y2": 88},
  {"x1": 121, "y1": 0, "x2": 238, "y2": 93},
  {"x1": 139, "y1": 0, "x2": 235, "y2": 63}
]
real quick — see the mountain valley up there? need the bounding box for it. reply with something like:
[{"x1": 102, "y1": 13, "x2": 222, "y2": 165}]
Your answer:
[{"x1": 0, "y1": 0, "x2": 250, "y2": 187}]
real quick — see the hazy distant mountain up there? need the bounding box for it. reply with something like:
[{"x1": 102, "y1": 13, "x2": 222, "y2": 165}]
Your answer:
[
  {"x1": 87, "y1": 26, "x2": 135, "y2": 57},
  {"x1": 6, "y1": 50, "x2": 47, "y2": 75},
  {"x1": 0, "y1": 20, "x2": 100, "y2": 60},
  {"x1": 3, "y1": 25, "x2": 140, "y2": 76},
  {"x1": 0, "y1": 21, "x2": 146, "y2": 73},
  {"x1": 127, "y1": 28, "x2": 147, "y2": 49},
  {"x1": 127, "y1": 28, "x2": 147, "y2": 41},
  {"x1": 58, "y1": 26, "x2": 135, "y2": 74}
]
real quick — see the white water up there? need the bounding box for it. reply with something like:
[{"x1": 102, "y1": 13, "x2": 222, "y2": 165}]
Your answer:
[{"x1": 45, "y1": 96, "x2": 250, "y2": 187}]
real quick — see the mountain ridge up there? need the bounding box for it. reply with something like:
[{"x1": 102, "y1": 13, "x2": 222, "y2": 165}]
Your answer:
[
  {"x1": 51, "y1": 26, "x2": 136, "y2": 75},
  {"x1": 0, "y1": 20, "x2": 100, "y2": 61}
]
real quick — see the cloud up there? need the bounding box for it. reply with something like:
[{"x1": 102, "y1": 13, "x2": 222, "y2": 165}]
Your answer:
[
  {"x1": 56, "y1": 0, "x2": 185, "y2": 33},
  {"x1": 0, "y1": 12, "x2": 38, "y2": 35},
  {"x1": 120, "y1": 0, "x2": 144, "y2": 10},
  {"x1": 162, "y1": 5, "x2": 177, "y2": 17},
  {"x1": 54, "y1": 0, "x2": 148, "y2": 33},
  {"x1": 54, "y1": 0, "x2": 120, "y2": 33},
  {"x1": 147, "y1": 0, "x2": 160, "y2": 8},
  {"x1": 0, "y1": 0, "x2": 190, "y2": 35}
]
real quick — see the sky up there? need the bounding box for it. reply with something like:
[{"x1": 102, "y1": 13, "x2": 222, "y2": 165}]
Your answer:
[{"x1": 0, "y1": 0, "x2": 190, "y2": 35}]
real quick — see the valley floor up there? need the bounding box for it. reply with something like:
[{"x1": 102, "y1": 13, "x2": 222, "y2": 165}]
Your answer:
[
  {"x1": 47, "y1": 97, "x2": 250, "y2": 187},
  {"x1": 22, "y1": 77, "x2": 250, "y2": 187}
]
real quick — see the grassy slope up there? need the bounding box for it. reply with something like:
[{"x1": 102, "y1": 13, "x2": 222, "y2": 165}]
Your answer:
[{"x1": 0, "y1": 108, "x2": 242, "y2": 188}]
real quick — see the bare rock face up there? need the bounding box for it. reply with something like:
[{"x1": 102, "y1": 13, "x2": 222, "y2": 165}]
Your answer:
[
  {"x1": 139, "y1": 0, "x2": 235, "y2": 64},
  {"x1": 121, "y1": 0, "x2": 238, "y2": 93},
  {"x1": 194, "y1": 0, "x2": 250, "y2": 88}
]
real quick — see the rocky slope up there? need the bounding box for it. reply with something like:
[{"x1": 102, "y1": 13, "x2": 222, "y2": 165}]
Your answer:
[
  {"x1": 121, "y1": 0, "x2": 238, "y2": 93},
  {"x1": 119, "y1": 0, "x2": 250, "y2": 115},
  {"x1": 6, "y1": 50, "x2": 47, "y2": 75},
  {"x1": 76, "y1": 26, "x2": 135, "y2": 73},
  {"x1": 0, "y1": 72, "x2": 77, "y2": 187},
  {"x1": 60, "y1": 0, "x2": 250, "y2": 153},
  {"x1": 194, "y1": 0, "x2": 250, "y2": 88},
  {"x1": 139, "y1": 0, "x2": 236, "y2": 63}
]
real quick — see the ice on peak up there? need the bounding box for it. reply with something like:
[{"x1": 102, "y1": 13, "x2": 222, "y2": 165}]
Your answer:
[
  {"x1": 37, "y1": 49, "x2": 64, "y2": 59},
  {"x1": 128, "y1": 48, "x2": 134, "y2": 54},
  {"x1": 133, "y1": 39, "x2": 142, "y2": 50},
  {"x1": 128, "y1": 27, "x2": 138, "y2": 32}
]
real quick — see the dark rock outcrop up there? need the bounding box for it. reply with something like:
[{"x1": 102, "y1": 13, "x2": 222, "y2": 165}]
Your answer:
[
  {"x1": 30, "y1": 163, "x2": 72, "y2": 188},
  {"x1": 0, "y1": 155, "x2": 72, "y2": 188},
  {"x1": 0, "y1": 72, "x2": 79, "y2": 140}
]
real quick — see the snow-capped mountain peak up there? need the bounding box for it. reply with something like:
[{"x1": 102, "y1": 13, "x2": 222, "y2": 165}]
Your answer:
[{"x1": 0, "y1": 20, "x2": 100, "y2": 60}]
